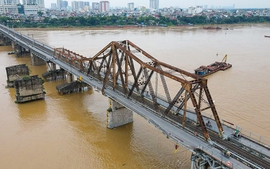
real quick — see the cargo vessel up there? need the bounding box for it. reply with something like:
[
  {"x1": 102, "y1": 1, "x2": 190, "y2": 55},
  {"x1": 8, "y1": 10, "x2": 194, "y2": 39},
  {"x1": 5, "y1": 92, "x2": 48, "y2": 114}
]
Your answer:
[
  {"x1": 194, "y1": 55, "x2": 232, "y2": 77},
  {"x1": 203, "y1": 26, "x2": 222, "y2": 30}
]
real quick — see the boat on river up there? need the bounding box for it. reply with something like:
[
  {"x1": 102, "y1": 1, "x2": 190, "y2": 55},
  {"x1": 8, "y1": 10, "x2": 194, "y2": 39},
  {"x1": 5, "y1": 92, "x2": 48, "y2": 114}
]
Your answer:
[
  {"x1": 194, "y1": 54, "x2": 232, "y2": 77},
  {"x1": 265, "y1": 35, "x2": 270, "y2": 38},
  {"x1": 203, "y1": 26, "x2": 222, "y2": 30},
  {"x1": 8, "y1": 51, "x2": 15, "y2": 55}
]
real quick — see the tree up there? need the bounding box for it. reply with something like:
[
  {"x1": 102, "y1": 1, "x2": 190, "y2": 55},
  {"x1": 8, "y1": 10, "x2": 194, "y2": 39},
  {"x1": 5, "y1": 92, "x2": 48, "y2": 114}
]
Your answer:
[{"x1": 37, "y1": 11, "x2": 43, "y2": 17}]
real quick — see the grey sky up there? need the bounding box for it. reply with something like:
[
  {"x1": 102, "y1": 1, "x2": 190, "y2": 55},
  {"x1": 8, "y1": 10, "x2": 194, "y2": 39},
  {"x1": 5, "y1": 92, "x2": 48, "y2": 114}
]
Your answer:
[{"x1": 44, "y1": 0, "x2": 269, "y2": 9}]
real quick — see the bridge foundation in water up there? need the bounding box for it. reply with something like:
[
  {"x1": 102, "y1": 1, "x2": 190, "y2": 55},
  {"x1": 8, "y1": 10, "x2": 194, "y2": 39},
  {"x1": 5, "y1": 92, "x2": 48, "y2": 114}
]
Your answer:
[
  {"x1": 30, "y1": 52, "x2": 46, "y2": 66},
  {"x1": 56, "y1": 73, "x2": 90, "y2": 94},
  {"x1": 13, "y1": 42, "x2": 30, "y2": 57},
  {"x1": 5, "y1": 64, "x2": 30, "y2": 87},
  {"x1": 0, "y1": 34, "x2": 11, "y2": 45},
  {"x1": 42, "y1": 62, "x2": 66, "y2": 81},
  {"x1": 106, "y1": 99, "x2": 133, "y2": 129},
  {"x1": 14, "y1": 75, "x2": 45, "y2": 103}
]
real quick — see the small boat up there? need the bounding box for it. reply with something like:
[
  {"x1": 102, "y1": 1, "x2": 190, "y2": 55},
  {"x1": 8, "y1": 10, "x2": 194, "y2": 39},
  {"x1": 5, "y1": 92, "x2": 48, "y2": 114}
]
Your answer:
[
  {"x1": 203, "y1": 26, "x2": 222, "y2": 30},
  {"x1": 264, "y1": 35, "x2": 270, "y2": 38},
  {"x1": 8, "y1": 51, "x2": 15, "y2": 55},
  {"x1": 194, "y1": 54, "x2": 232, "y2": 77}
]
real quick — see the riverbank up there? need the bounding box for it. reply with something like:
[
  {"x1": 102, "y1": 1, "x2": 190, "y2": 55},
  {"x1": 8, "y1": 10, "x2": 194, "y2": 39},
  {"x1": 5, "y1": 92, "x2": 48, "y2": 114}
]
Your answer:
[{"x1": 14, "y1": 23, "x2": 270, "y2": 31}]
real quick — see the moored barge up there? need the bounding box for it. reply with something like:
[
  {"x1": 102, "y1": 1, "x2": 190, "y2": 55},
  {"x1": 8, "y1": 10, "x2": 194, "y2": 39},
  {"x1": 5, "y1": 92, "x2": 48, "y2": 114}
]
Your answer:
[{"x1": 194, "y1": 55, "x2": 232, "y2": 77}]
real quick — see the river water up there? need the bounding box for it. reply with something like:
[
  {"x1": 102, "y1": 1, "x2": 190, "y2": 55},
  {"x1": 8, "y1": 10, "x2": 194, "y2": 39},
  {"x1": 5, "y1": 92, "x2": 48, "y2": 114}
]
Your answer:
[{"x1": 0, "y1": 24, "x2": 270, "y2": 168}]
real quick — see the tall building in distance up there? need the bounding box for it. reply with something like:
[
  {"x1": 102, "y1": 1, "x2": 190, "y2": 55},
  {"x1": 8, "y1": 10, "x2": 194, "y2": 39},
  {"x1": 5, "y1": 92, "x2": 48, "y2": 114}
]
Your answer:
[
  {"x1": 100, "y1": 1, "x2": 109, "y2": 12},
  {"x1": 22, "y1": 0, "x2": 45, "y2": 15},
  {"x1": 92, "y1": 2, "x2": 99, "y2": 11},
  {"x1": 22, "y1": 0, "x2": 44, "y2": 5},
  {"x1": 0, "y1": 0, "x2": 20, "y2": 14},
  {"x1": 127, "y1": 2, "x2": 134, "y2": 10},
  {"x1": 150, "y1": 0, "x2": 159, "y2": 9},
  {"x1": 3, "y1": 0, "x2": 20, "y2": 5},
  {"x1": 57, "y1": 0, "x2": 63, "y2": 10},
  {"x1": 62, "y1": 1, "x2": 68, "y2": 10},
  {"x1": 71, "y1": 1, "x2": 90, "y2": 12},
  {"x1": 51, "y1": 3, "x2": 57, "y2": 9}
]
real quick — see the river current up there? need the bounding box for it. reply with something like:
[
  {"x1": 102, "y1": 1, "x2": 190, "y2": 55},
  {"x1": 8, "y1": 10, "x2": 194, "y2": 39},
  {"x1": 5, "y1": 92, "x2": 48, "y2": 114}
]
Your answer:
[{"x1": 0, "y1": 24, "x2": 270, "y2": 168}]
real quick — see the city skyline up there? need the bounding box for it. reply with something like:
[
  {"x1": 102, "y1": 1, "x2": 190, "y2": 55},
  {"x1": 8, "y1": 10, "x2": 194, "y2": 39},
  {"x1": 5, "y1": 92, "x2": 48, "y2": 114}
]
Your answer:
[{"x1": 44, "y1": 0, "x2": 270, "y2": 9}]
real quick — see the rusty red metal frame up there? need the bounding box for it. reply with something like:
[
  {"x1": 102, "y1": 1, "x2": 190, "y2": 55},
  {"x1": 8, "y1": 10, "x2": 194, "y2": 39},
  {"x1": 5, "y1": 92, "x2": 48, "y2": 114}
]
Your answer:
[{"x1": 54, "y1": 40, "x2": 224, "y2": 141}]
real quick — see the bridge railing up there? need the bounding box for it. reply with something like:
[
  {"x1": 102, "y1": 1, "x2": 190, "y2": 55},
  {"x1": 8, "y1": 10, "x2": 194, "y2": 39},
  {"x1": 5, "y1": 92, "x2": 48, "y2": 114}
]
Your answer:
[{"x1": 236, "y1": 126, "x2": 270, "y2": 149}]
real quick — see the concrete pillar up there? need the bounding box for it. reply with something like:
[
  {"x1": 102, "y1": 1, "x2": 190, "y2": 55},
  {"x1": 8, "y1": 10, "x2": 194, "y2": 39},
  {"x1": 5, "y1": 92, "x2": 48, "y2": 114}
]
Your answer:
[
  {"x1": 66, "y1": 72, "x2": 74, "y2": 83},
  {"x1": 47, "y1": 62, "x2": 56, "y2": 71},
  {"x1": 31, "y1": 52, "x2": 45, "y2": 66},
  {"x1": 14, "y1": 75, "x2": 45, "y2": 103},
  {"x1": 0, "y1": 35, "x2": 11, "y2": 46},
  {"x1": 5, "y1": 64, "x2": 30, "y2": 87},
  {"x1": 11, "y1": 41, "x2": 15, "y2": 49},
  {"x1": 0, "y1": 34, "x2": 4, "y2": 45},
  {"x1": 52, "y1": 63, "x2": 56, "y2": 71},
  {"x1": 106, "y1": 99, "x2": 133, "y2": 129}
]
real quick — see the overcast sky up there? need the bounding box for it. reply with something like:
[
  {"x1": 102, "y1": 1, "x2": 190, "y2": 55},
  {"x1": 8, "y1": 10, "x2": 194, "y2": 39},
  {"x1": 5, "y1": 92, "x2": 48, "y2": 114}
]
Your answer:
[{"x1": 44, "y1": 0, "x2": 269, "y2": 9}]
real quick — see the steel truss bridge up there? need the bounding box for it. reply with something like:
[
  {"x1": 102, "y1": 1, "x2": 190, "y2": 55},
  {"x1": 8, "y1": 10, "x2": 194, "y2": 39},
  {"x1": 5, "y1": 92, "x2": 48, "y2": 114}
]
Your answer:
[{"x1": 1, "y1": 24, "x2": 270, "y2": 169}]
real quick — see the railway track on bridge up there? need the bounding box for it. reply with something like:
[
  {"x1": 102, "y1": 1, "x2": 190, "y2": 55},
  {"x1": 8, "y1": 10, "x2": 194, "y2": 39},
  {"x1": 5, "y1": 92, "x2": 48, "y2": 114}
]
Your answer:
[
  {"x1": 166, "y1": 113, "x2": 270, "y2": 169},
  {"x1": 113, "y1": 86, "x2": 270, "y2": 168}
]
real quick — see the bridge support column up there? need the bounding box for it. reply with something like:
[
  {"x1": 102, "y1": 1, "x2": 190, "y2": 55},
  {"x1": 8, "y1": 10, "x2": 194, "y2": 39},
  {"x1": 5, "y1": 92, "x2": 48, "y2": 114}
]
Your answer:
[
  {"x1": 0, "y1": 34, "x2": 4, "y2": 45},
  {"x1": 42, "y1": 63, "x2": 66, "y2": 81},
  {"x1": 5, "y1": 64, "x2": 30, "y2": 87},
  {"x1": 11, "y1": 41, "x2": 15, "y2": 49},
  {"x1": 14, "y1": 75, "x2": 45, "y2": 103},
  {"x1": 0, "y1": 34, "x2": 11, "y2": 46},
  {"x1": 66, "y1": 72, "x2": 74, "y2": 83},
  {"x1": 30, "y1": 52, "x2": 45, "y2": 66},
  {"x1": 106, "y1": 99, "x2": 133, "y2": 129},
  {"x1": 51, "y1": 63, "x2": 56, "y2": 71}
]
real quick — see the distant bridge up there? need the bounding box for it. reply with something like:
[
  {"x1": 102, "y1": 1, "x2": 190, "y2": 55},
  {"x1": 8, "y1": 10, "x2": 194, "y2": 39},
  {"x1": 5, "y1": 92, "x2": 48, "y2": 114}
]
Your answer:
[{"x1": 1, "y1": 24, "x2": 270, "y2": 169}]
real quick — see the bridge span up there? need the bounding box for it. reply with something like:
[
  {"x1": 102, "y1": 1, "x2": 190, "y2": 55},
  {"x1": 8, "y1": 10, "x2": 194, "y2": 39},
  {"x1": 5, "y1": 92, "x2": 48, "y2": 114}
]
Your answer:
[{"x1": 1, "y1": 24, "x2": 270, "y2": 169}]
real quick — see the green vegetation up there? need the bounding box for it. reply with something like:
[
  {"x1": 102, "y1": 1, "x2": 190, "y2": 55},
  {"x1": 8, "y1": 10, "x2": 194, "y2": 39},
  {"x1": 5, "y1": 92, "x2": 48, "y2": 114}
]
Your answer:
[{"x1": 1, "y1": 14, "x2": 270, "y2": 28}]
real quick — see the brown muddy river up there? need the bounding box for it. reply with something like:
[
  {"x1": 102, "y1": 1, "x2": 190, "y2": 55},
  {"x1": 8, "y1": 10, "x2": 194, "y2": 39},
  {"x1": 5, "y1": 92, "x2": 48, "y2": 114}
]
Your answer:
[{"x1": 0, "y1": 24, "x2": 270, "y2": 168}]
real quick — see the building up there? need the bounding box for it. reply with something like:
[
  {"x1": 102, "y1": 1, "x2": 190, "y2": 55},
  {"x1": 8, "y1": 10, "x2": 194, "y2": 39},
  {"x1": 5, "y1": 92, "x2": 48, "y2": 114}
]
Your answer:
[
  {"x1": 92, "y1": 2, "x2": 99, "y2": 10},
  {"x1": 62, "y1": 1, "x2": 68, "y2": 10},
  {"x1": 51, "y1": 3, "x2": 57, "y2": 9},
  {"x1": 71, "y1": 1, "x2": 89, "y2": 12},
  {"x1": 0, "y1": 0, "x2": 44, "y2": 15},
  {"x1": 100, "y1": 1, "x2": 109, "y2": 12},
  {"x1": 150, "y1": 0, "x2": 159, "y2": 10},
  {"x1": 127, "y1": 2, "x2": 134, "y2": 10},
  {"x1": 57, "y1": 0, "x2": 63, "y2": 9},
  {"x1": 24, "y1": 4, "x2": 44, "y2": 15},
  {"x1": 188, "y1": 6, "x2": 203, "y2": 14},
  {"x1": 23, "y1": 0, "x2": 44, "y2": 15},
  {"x1": 3, "y1": 0, "x2": 20, "y2": 5},
  {"x1": 22, "y1": 0, "x2": 44, "y2": 5},
  {"x1": 17, "y1": 4, "x2": 24, "y2": 14},
  {"x1": 0, "y1": 5, "x2": 18, "y2": 14},
  {"x1": 0, "y1": 0, "x2": 20, "y2": 14}
]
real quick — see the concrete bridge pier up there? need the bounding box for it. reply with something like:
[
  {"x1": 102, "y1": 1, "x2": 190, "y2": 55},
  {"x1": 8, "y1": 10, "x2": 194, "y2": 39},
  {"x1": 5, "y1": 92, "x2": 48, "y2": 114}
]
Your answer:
[
  {"x1": 31, "y1": 52, "x2": 45, "y2": 66},
  {"x1": 0, "y1": 34, "x2": 11, "y2": 46},
  {"x1": 42, "y1": 62, "x2": 66, "y2": 81},
  {"x1": 13, "y1": 42, "x2": 30, "y2": 57},
  {"x1": 106, "y1": 99, "x2": 133, "y2": 129},
  {"x1": 66, "y1": 72, "x2": 74, "y2": 83},
  {"x1": 50, "y1": 62, "x2": 57, "y2": 71},
  {"x1": 56, "y1": 72, "x2": 89, "y2": 94}
]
